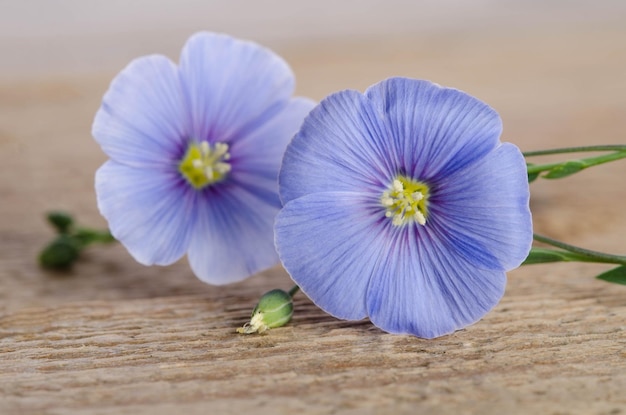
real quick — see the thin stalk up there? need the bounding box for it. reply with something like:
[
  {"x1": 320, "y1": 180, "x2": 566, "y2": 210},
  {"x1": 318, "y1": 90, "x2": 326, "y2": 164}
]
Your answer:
[
  {"x1": 288, "y1": 285, "x2": 300, "y2": 298},
  {"x1": 533, "y1": 233, "x2": 626, "y2": 265},
  {"x1": 523, "y1": 145, "x2": 626, "y2": 157},
  {"x1": 526, "y1": 151, "x2": 626, "y2": 175}
]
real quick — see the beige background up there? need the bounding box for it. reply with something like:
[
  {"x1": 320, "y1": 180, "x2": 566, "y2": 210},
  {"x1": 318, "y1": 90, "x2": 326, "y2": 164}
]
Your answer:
[{"x1": 1, "y1": 1, "x2": 626, "y2": 414}]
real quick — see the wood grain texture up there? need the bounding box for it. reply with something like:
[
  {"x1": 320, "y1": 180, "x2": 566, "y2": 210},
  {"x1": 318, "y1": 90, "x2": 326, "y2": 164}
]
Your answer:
[{"x1": 1, "y1": 19, "x2": 626, "y2": 415}]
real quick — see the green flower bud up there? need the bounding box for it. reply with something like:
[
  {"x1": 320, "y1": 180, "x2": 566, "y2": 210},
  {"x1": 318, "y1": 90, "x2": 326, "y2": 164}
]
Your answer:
[
  {"x1": 237, "y1": 289, "x2": 294, "y2": 334},
  {"x1": 46, "y1": 211, "x2": 74, "y2": 234},
  {"x1": 38, "y1": 234, "x2": 81, "y2": 269}
]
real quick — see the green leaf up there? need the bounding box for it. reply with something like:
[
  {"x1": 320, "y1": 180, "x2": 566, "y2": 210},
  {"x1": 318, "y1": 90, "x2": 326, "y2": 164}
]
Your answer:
[
  {"x1": 46, "y1": 211, "x2": 74, "y2": 234},
  {"x1": 526, "y1": 163, "x2": 539, "y2": 183},
  {"x1": 527, "y1": 172, "x2": 540, "y2": 183},
  {"x1": 38, "y1": 234, "x2": 81, "y2": 269},
  {"x1": 522, "y1": 248, "x2": 572, "y2": 265},
  {"x1": 596, "y1": 266, "x2": 626, "y2": 286},
  {"x1": 543, "y1": 160, "x2": 586, "y2": 179}
]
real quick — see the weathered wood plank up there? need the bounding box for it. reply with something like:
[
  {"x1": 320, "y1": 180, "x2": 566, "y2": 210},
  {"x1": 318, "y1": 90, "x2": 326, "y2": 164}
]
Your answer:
[{"x1": 1, "y1": 266, "x2": 625, "y2": 414}]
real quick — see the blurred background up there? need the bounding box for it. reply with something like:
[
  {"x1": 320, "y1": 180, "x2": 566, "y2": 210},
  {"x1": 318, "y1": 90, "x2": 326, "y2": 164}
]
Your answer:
[
  {"x1": 2, "y1": 0, "x2": 626, "y2": 79},
  {"x1": 1, "y1": 0, "x2": 626, "y2": 308}
]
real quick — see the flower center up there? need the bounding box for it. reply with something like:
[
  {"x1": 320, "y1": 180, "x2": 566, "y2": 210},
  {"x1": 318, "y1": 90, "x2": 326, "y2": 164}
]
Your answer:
[
  {"x1": 381, "y1": 176, "x2": 430, "y2": 226},
  {"x1": 178, "y1": 141, "x2": 231, "y2": 189}
]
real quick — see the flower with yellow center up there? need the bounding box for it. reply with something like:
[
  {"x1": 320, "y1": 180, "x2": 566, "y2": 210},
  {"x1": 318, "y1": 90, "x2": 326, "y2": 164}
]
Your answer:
[
  {"x1": 93, "y1": 32, "x2": 315, "y2": 285},
  {"x1": 275, "y1": 77, "x2": 532, "y2": 338}
]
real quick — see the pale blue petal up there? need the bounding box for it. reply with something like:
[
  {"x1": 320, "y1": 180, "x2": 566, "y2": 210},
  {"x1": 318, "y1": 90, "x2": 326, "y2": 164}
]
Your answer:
[
  {"x1": 95, "y1": 161, "x2": 196, "y2": 265},
  {"x1": 366, "y1": 225, "x2": 506, "y2": 338},
  {"x1": 429, "y1": 143, "x2": 532, "y2": 271},
  {"x1": 186, "y1": 183, "x2": 281, "y2": 285},
  {"x1": 179, "y1": 32, "x2": 295, "y2": 145},
  {"x1": 275, "y1": 191, "x2": 388, "y2": 320},
  {"x1": 92, "y1": 55, "x2": 189, "y2": 167},
  {"x1": 279, "y1": 90, "x2": 392, "y2": 204},
  {"x1": 365, "y1": 77, "x2": 502, "y2": 180},
  {"x1": 231, "y1": 97, "x2": 316, "y2": 198}
]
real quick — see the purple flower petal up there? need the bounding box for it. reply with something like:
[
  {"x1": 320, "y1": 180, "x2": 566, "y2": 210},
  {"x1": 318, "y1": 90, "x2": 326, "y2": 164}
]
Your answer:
[
  {"x1": 93, "y1": 55, "x2": 189, "y2": 167},
  {"x1": 179, "y1": 32, "x2": 296, "y2": 145},
  {"x1": 366, "y1": 225, "x2": 507, "y2": 338},
  {"x1": 279, "y1": 89, "x2": 392, "y2": 204},
  {"x1": 232, "y1": 97, "x2": 316, "y2": 195},
  {"x1": 186, "y1": 183, "x2": 281, "y2": 285},
  {"x1": 365, "y1": 77, "x2": 502, "y2": 180},
  {"x1": 95, "y1": 160, "x2": 196, "y2": 265},
  {"x1": 430, "y1": 142, "x2": 533, "y2": 271},
  {"x1": 275, "y1": 191, "x2": 385, "y2": 320}
]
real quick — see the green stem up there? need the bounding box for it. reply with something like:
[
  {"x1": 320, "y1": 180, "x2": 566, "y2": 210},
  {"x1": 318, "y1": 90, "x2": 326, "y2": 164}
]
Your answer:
[
  {"x1": 526, "y1": 150, "x2": 626, "y2": 176},
  {"x1": 532, "y1": 233, "x2": 626, "y2": 265},
  {"x1": 288, "y1": 285, "x2": 300, "y2": 298},
  {"x1": 523, "y1": 145, "x2": 626, "y2": 157},
  {"x1": 74, "y1": 228, "x2": 116, "y2": 246},
  {"x1": 523, "y1": 247, "x2": 606, "y2": 265}
]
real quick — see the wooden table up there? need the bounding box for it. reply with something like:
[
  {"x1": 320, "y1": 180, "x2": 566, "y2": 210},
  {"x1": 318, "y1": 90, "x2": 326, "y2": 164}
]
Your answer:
[{"x1": 1, "y1": 20, "x2": 625, "y2": 414}]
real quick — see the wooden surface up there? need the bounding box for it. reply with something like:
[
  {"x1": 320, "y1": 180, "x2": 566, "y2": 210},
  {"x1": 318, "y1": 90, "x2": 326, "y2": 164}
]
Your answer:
[{"x1": 1, "y1": 18, "x2": 626, "y2": 415}]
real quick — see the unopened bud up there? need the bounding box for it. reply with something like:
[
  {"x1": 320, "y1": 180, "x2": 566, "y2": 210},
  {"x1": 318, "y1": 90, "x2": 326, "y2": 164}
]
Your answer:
[{"x1": 237, "y1": 289, "x2": 294, "y2": 334}]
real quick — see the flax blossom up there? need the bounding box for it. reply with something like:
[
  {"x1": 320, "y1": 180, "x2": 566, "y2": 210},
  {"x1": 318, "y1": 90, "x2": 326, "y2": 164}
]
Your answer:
[
  {"x1": 275, "y1": 78, "x2": 532, "y2": 338},
  {"x1": 93, "y1": 32, "x2": 314, "y2": 284}
]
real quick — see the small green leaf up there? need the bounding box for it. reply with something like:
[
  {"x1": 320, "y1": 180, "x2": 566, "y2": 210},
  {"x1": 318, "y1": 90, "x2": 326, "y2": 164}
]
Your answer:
[
  {"x1": 526, "y1": 164, "x2": 540, "y2": 183},
  {"x1": 38, "y1": 234, "x2": 81, "y2": 269},
  {"x1": 543, "y1": 160, "x2": 586, "y2": 179},
  {"x1": 46, "y1": 211, "x2": 74, "y2": 234},
  {"x1": 596, "y1": 266, "x2": 626, "y2": 286},
  {"x1": 522, "y1": 248, "x2": 572, "y2": 265}
]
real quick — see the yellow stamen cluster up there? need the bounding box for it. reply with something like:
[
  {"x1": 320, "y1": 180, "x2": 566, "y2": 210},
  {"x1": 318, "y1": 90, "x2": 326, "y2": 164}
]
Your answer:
[
  {"x1": 381, "y1": 176, "x2": 430, "y2": 226},
  {"x1": 179, "y1": 141, "x2": 231, "y2": 189}
]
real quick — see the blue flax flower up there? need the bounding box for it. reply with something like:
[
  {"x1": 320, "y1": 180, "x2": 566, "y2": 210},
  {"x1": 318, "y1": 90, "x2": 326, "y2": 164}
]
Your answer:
[
  {"x1": 93, "y1": 32, "x2": 314, "y2": 284},
  {"x1": 275, "y1": 78, "x2": 532, "y2": 338}
]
